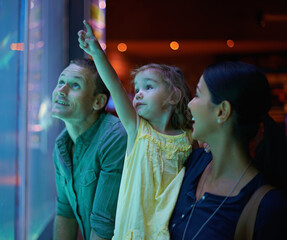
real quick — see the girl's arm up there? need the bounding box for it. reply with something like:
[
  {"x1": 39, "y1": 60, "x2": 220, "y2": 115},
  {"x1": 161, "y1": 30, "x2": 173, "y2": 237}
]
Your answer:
[{"x1": 78, "y1": 20, "x2": 137, "y2": 136}]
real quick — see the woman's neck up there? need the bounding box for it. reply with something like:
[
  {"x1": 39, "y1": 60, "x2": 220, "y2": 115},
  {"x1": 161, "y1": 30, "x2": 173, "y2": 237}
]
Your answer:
[{"x1": 207, "y1": 135, "x2": 252, "y2": 180}]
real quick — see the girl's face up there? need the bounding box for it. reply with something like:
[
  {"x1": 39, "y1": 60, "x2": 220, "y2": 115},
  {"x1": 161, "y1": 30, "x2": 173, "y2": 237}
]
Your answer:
[
  {"x1": 188, "y1": 76, "x2": 218, "y2": 141},
  {"x1": 133, "y1": 69, "x2": 170, "y2": 121}
]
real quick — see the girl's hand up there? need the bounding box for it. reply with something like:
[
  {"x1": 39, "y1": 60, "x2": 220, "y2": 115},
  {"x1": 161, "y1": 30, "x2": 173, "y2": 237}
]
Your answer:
[
  {"x1": 203, "y1": 142, "x2": 211, "y2": 153},
  {"x1": 78, "y1": 20, "x2": 102, "y2": 56}
]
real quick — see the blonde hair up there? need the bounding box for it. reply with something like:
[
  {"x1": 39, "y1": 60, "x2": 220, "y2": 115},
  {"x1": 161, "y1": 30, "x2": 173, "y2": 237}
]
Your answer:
[{"x1": 131, "y1": 63, "x2": 193, "y2": 130}]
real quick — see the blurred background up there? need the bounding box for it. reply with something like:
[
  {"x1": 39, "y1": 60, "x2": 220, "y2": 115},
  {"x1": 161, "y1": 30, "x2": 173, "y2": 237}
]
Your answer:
[{"x1": 0, "y1": 0, "x2": 286, "y2": 239}]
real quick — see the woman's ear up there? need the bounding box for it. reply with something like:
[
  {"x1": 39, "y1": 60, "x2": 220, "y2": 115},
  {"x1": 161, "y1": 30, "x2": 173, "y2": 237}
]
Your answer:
[
  {"x1": 216, "y1": 100, "x2": 232, "y2": 123},
  {"x1": 93, "y1": 94, "x2": 108, "y2": 111}
]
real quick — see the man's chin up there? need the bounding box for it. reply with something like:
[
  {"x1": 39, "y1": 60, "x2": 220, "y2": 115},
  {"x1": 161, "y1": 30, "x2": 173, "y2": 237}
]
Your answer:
[{"x1": 51, "y1": 111, "x2": 66, "y2": 121}]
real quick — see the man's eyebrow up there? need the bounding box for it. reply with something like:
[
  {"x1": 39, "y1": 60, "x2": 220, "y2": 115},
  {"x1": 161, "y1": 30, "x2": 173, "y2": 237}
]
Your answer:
[{"x1": 59, "y1": 73, "x2": 84, "y2": 81}]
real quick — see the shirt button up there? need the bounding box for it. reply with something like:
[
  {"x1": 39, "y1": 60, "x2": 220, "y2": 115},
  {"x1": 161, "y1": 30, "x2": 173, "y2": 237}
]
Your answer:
[
  {"x1": 172, "y1": 223, "x2": 176, "y2": 228},
  {"x1": 202, "y1": 195, "x2": 205, "y2": 200},
  {"x1": 181, "y1": 214, "x2": 185, "y2": 218}
]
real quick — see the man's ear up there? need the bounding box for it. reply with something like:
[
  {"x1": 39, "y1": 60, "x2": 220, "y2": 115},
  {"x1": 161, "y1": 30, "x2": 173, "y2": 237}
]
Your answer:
[
  {"x1": 93, "y1": 94, "x2": 108, "y2": 111},
  {"x1": 216, "y1": 100, "x2": 232, "y2": 123},
  {"x1": 169, "y1": 89, "x2": 182, "y2": 105}
]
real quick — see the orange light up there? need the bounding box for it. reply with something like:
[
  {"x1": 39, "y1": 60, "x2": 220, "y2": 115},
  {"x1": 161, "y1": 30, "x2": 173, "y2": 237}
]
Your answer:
[
  {"x1": 226, "y1": 39, "x2": 235, "y2": 48},
  {"x1": 10, "y1": 43, "x2": 24, "y2": 51},
  {"x1": 117, "y1": 43, "x2": 127, "y2": 52},
  {"x1": 170, "y1": 41, "x2": 179, "y2": 50},
  {"x1": 260, "y1": 20, "x2": 266, "y2": 28}
]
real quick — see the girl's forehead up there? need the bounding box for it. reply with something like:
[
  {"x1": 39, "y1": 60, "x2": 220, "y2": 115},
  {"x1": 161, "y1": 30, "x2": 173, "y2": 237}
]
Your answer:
[{"x1": 134, "y1": 69, "x2": 163, "y2": 84}]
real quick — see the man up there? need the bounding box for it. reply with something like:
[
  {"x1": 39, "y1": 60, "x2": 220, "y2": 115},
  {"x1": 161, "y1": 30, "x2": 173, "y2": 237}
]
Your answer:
[{"x1": 52, "y1": 58, "x2": 127, "y2": 240}]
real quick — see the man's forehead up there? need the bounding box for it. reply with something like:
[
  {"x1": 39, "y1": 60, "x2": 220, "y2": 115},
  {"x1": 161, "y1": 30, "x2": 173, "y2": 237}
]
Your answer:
[{"x1": 60, "y1": 64, "x2": 89, "y2": 80}]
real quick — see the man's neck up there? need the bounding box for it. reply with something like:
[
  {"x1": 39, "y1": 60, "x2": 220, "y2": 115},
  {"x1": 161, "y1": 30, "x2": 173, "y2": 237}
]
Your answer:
[{"x1": 65, "y1": 113, "x2": 101, "y2": 143}]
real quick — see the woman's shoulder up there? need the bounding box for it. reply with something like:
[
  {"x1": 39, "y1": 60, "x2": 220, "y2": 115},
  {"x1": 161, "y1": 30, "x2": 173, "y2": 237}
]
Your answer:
[
  {"x1": 259, "y1": 188, "x2": 287, "y2": 213},
  {"x1": 185, "y1": 148, "x2": 212, "y2": 168},
  {"x1": 254, "y1": 188, "x2": 287, "y2": 239},
  {"x1": 184, "y1": 148, "x2": 212, "y2": 177}
]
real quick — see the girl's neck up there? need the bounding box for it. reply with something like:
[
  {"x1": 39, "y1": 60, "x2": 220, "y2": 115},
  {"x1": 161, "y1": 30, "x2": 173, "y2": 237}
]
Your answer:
[
  {"x1": 147, "y1": 107, "x2": 183, "y2": 135},
  {"x1": 148, "y1": 117, "x2": 182, "y2": 135}
]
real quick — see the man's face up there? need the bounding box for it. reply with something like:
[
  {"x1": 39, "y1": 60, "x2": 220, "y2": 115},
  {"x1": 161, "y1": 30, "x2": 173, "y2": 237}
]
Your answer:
[{"x1": 51, "y1": 64, "x2": 97, "y2": 124}]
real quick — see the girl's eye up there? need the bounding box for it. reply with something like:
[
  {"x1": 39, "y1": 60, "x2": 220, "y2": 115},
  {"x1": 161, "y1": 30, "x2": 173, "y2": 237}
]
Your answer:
[
  {"x1": 146, "y1": 85, "x2": 153, "y2": 90},
  {"x1": 135, "y1": 89, "x2": 139, "y2": 94}
]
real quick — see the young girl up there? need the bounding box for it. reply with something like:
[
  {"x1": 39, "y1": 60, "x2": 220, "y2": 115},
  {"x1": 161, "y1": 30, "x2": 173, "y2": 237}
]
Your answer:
[{"x1": 78, "y1": 21, "x2": 194, "y2": 239}]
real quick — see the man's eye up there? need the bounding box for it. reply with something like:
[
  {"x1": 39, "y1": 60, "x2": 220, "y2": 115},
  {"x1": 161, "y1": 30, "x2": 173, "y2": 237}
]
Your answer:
[
  {"x1": 72, "y1": 83, "x2": 80, "y2": 89},
  {"x1": 58, "y1": 80, "x2": 65, "y2": 86}
]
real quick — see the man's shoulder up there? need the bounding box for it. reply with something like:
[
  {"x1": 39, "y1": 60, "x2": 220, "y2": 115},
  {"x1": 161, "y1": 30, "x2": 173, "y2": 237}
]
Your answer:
[
  {"x1": 100, "y1": 113, "x2": 125, "y2": 130},
  {"x1": 94, "y1": 112, "x2": 127, "y2": 138},
  {"x1": 101, "y1": 112, "x2": 121, "y2": 124}
]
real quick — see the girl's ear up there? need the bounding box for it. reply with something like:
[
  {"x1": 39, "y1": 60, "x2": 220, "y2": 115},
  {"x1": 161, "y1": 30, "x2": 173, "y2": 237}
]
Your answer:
[
  {"x1": 93, "y1": 94, "x2": 108, "y2": 111},
  {"x1": 216, "y1": 100, "x2": 232, "y2": 123},
  {"x1": 169, "y1": 88, "x2": 182, "y2": 105}
]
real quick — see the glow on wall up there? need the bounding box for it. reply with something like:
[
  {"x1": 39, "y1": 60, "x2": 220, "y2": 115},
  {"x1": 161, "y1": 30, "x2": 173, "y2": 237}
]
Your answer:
[{"x1": 90, "y1": 0, "x2": 106, "y2": 50}]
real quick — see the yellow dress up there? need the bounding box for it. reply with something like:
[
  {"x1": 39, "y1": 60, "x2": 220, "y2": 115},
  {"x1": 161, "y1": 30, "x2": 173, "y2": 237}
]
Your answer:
[{"x1": 113, "y1": 118, "x2": 193, "y2": 240}]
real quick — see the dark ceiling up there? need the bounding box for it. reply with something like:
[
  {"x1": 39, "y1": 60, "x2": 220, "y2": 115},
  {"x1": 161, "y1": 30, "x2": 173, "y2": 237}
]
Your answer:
[{"x1": 106, "y1": 0, "x2": 287, "y2": 41}]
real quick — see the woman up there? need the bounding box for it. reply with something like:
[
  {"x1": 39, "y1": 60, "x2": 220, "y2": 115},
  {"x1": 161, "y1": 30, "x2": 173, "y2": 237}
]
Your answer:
[{"x1": 169, "y1": 61, "x2": 287, "y2": 240}]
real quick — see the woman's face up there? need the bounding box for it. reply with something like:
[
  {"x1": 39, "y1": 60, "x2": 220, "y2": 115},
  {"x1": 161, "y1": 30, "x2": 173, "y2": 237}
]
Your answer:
[{"x1": 188, "y1": 76, "x2": 218, "y2": 141}]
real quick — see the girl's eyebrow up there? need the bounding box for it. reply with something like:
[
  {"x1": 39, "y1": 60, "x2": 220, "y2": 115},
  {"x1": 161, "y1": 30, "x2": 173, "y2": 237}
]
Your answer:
[
  {"x1": 134, "y1": 78, "x2": 158, "y2": 86},
  {"x1": 144, "y1": 78, "x2": 159, "y2": 83}
]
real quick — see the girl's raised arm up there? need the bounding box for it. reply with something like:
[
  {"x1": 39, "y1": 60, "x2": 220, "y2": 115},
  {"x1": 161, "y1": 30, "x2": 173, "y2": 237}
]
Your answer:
[{"x1": 78, "y1": 20, "x2": 137, "y2": 135}]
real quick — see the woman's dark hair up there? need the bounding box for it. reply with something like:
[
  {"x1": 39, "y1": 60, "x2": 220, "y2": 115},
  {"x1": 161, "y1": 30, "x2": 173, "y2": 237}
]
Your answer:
[{"x1": 203, "y1": 61, "x2": 287, "y2": 190}]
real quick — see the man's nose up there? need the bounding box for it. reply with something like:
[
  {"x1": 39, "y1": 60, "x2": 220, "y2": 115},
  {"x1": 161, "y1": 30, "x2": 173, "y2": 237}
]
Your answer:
[{"x1": 58, "y1": 84, "x2": 68, "y2": 96}]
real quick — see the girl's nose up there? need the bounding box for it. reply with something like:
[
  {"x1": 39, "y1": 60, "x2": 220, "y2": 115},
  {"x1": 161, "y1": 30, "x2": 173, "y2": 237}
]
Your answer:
[{"x1": 136, "y1": 92, "x2": 143, "y2": 100}]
